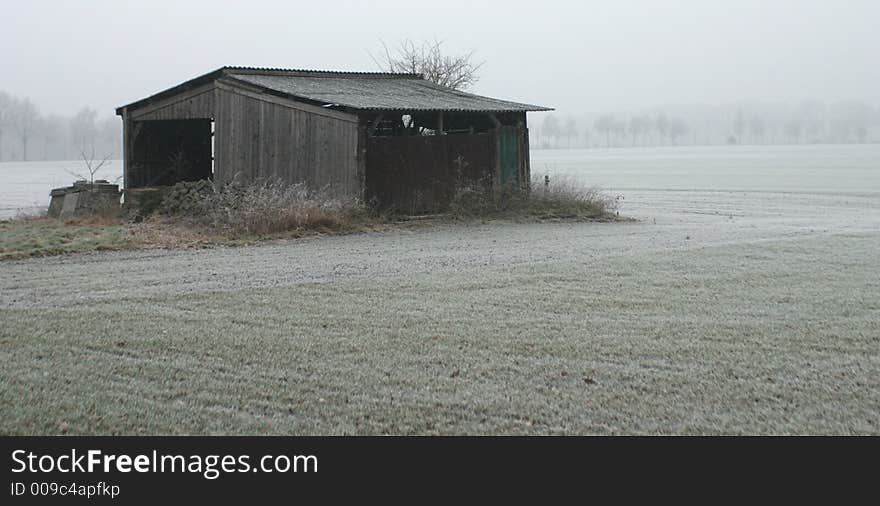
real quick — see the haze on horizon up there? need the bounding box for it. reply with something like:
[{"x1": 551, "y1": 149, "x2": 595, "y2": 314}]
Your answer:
[{"x1": 2, "y1": 0, "x2": 879, "y2": 118}]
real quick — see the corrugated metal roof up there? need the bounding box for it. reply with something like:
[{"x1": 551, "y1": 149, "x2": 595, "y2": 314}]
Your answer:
[
  {"x1": 224, "y1": 68, "x2": 551, "y2": 113},
  {"x1": 117, "y1": 66, "x2": 552, "y2": 114},
  {"x1": 222, "y1": 66, "x2": 421, "y2": 78}
]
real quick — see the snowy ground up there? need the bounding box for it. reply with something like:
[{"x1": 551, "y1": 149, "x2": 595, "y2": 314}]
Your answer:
[{"x1": 1, "y1": 183, "x2": 878, "y2": 434}]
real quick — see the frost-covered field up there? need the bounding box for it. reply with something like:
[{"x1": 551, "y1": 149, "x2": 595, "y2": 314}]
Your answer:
[
  {"x1": 1, "y1": 145, "x2": 878, "y2": 434},
  {"x1": 532, "y1": 144, "x2": 880, "y2": 193}
]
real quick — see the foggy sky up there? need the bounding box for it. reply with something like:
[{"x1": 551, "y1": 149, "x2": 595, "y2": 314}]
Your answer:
[{"x1": 3, "y1": 0, "x2": 879, "y2": 117}]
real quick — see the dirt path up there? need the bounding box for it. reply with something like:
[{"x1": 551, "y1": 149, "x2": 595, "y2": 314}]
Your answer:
[{"x1": 3, "y1": 190, "x2": 878, "y2": 310}]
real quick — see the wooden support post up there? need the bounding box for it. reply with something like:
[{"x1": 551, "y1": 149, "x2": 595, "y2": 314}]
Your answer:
[
  {"x1": 520, "y1": 112, "x2": 530, "y2": 187},
  {"x1": 124, "y1": 119, "x2": 145, "y2": 193},
  {"x1": 523, "y1": 125, "x2": 531, "y2": 188},
  {"x1": 357, "y1": 125, "x2": 367, "y2": 200},
  {"x1": 121, "y1": 110, "x2": 130, "y2": 195},
  {"x1": 436, "y1": 112, "x2": 444, "y2": 135}
]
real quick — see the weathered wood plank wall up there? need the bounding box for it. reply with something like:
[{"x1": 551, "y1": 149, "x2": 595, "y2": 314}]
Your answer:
[
  {"x1": 213, "y1": 86, "x2": 360, "y2": 197},
  {"x1": 130, "y1": 84, "x2": 215, "y2": 121}
]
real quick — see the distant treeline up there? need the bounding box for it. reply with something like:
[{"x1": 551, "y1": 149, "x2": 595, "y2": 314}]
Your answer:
[
  {"x1": 4, "y1": 89, "x2": 878, "y2": 160},
  {"x1": 0, "y1": 90, "x2": 121, "y2": 162},
  {"x1": 533, "y1": 100, "x2": 880, "y2": 149}
]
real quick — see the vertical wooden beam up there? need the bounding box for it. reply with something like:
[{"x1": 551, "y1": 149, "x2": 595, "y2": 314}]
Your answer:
[
  {"x1": 212, "y1": 86, "x2": 221, "y2": 183},
  {"x1": 121, "y1": 109, "x2": 130, "y2": 196},
  {"x1": 122, "y1": 111, "x2": 143, "y2": 193},
  {"x1": 436, "y1": 112, "x2": 444, "y2": 135},
  {"x1": 522, "y1": 125, "x2": 531, "y2": 188},
  {"x1": 493, "y1": 129, "x2": 501, "y2": 188},
  {"x1": 518, "y1": 113, "x2": 529, "y2": 188},
  {"x1": 357, "y1": 124, "x2": 367, "y2": 200}
]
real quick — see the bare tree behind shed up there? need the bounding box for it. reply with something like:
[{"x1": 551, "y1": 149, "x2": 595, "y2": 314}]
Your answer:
[{"x1": 370, "y1": 39, "x2": 484, "y2": 90}]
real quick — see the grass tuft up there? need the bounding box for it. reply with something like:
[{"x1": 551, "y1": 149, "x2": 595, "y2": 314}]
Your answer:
[
  {"x1": 0, "y1": 217, "x2": 132, "y2": 260},
  {"x1": 158, "y1": 179, "x2": 371, "y2": 238},
  {"x1": 448, "y1": 175, "x2": 618, "y2": 220}
]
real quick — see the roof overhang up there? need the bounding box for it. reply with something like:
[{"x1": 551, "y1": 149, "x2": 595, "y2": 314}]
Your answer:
[{"x1": 116, "y1": 66, "x2": 553, "y2": 116}]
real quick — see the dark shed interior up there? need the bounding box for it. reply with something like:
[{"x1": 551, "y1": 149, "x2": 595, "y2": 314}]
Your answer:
[{"x1": 128, "y1": 119, "x2": 212, "y2": 187}]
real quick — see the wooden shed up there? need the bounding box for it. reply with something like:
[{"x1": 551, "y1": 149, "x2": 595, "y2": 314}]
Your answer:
[{"x1": 115, "y1": 66, "x2": 551, "y2": 211}]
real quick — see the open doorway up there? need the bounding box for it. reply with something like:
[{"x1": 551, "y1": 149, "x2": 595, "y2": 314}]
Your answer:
[{"x1": 128, "y1": 119, "x2": 212, "y2": 188}]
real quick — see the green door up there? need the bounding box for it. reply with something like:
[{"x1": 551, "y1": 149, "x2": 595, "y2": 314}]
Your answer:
[{"x1": 497, "y1": 127, "x2": 520, "y2": 186}]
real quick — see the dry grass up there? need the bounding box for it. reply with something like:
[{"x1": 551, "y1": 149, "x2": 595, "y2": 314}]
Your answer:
[
  {"x1": 1, "y1": 178, "x2": 618, "y2": 261},
  {"x1": 158, "y1": 179, "x2": 371, "y2": 237},
  {"x1": 449, "y1": 175, "x2": 618, "y2": 220},
  {"x1": 0, "y1": 216, "x2": 133, "y2": 260},
  {"x1": 1, "y1": 180, "x2": 380, "y2": 260},
  {"x1": 127, "y1": 217, "x2": 225, "y2": 249}
]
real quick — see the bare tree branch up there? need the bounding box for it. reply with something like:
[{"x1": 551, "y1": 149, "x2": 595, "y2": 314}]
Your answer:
[
  {"x1": 368, "y1": 38, "x2": 484, "y2": 91},
  {"x1": 65, "y1": 148, "x2": 113, "y2": 185}
]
